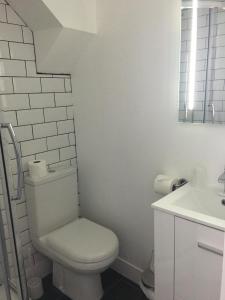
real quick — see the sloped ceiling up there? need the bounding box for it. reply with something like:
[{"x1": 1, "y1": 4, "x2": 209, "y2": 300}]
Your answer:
[{"x1": 7, "y1": 0, "x2": 97, "y2": 74}]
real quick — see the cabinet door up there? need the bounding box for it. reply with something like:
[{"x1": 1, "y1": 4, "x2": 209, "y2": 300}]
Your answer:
[
  {"x1": 154, "y1": 211, "x2": 175, "y2": 300},
  {"x1": 175, "y1": 217, "x2": 224, "y2": 300}
]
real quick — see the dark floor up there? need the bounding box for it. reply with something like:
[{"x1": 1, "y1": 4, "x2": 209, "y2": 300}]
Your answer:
[{"x1": 40, "y1": 269, "x2": 148, "y2": 300}]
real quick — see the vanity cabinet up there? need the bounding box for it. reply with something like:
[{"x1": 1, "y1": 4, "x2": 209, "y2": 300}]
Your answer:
[{"x1": 154, "y1": 211, "x2": 224, "y2": 300}]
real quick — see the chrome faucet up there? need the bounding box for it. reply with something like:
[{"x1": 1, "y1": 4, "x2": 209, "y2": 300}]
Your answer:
[{"x1": 218, "y1": 168, "x2": 225, "y2": 194}]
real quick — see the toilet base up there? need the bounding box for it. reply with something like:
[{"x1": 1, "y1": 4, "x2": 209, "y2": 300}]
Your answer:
[{"x1": 53, "y1": 262, "x2": 103, "y2": 300}]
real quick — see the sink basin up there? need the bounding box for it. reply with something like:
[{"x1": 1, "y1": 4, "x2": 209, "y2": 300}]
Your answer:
[{"x1": 152, "y1": 183, "x2": 225, "y2": 231}]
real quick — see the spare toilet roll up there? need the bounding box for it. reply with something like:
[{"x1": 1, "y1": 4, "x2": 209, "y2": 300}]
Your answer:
[
  {"x1": 28, "y1": 160, "x2": 48, "y2": 178},
  {"x1": 153, "y1": 174, "x2": 178, "y2": 196}
]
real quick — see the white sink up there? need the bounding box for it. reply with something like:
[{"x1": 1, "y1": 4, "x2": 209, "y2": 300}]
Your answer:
[{"x1": 152, "y1": 183, "x2": 225, "y2": 231}]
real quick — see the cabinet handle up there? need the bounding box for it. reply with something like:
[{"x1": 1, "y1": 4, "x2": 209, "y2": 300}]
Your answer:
[{"x1": 197, "y1": 242, "x2": 223, "y2": 256}]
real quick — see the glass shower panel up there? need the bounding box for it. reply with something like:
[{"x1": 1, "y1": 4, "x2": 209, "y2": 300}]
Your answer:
[
  {"x1": 0, "y1": 126, "x2": 27, "y2": 300},
  {"x1": 0, "y1": 162, "x2": 17, "y2": 300},
  {"x1": 0, "y1": 205, "x2": 11, "y2": 300}
]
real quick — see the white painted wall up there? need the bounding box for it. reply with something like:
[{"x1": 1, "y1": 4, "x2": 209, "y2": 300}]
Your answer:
[{"x1": 72, "y1": 0, "x2": 225, "y2": 280}]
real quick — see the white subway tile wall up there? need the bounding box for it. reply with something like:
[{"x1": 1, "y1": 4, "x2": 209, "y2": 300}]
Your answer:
[
  {"x1": 6, "y1": 5, "x2": 25, "y2": 26},
  {"x1": 29, "y1": 93, "x2": 55, "y2": 108},
  {"x1": 0, "y1": 3, "x2": 77, "y2": 280},
  {"x1": 9, "y1": 43, "x2": 35, "y2": 60},
  {"x1": 0, "y1": 41, "x2": 9, "y2": 58},
  {"x1": 0, "y1": 59, "x2": 26, "y2": 76},
  {"x1": 0, "y1": 22, "x2": 23, "y2": 41},
  {"x1": 0, "y1": 77, "x2": 13, "y2": 93},
  {"x1": 22, "y1": 27, "x2": 33, "y2": 44},
  {"x1": 179, "y1": 8, "x2": 225, "y2": 123},
  {"x1": 13, "y1": 77, "x2": 42, "y2": 93},
  {"x1": 41, "y1": 77, "x2": 65, "y2": 93},
  {"x1": 44, "y1": 107, "x2": 67, "y2": 122},
  {"x1": 47, "y1": 135, "x2": 69, "y2": 150},
  {"x1": 0, "y1": 4, "x2": 6, "y2": 22}
]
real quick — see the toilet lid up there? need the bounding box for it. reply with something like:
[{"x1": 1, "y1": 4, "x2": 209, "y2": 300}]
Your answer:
[{"x1": 45, "y1": 218, "x2": 119, "y2": 264}]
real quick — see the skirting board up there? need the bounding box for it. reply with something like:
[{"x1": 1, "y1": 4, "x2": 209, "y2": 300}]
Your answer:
[{"x1": 111, "y1": 257, "x2": 143, "y2": 284}]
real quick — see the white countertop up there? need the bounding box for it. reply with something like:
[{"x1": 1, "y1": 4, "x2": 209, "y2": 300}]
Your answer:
[{"x1": 152, "y1": 183, "x2": 225, "y2": 232}]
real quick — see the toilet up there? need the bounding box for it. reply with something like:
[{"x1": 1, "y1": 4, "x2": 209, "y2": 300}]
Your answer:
[{"x1": 25, "y1": 167, "x2": 119, "y2": 300}]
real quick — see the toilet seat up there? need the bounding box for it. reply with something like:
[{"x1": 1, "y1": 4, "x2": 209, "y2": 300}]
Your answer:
[{"x1": 38, "y1": 218, "x2": 119, "y2": 272}]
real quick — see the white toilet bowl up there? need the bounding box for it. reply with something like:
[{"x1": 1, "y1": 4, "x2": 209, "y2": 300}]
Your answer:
[{"x1": 25, "y1": 167, "x2": 119, "y2": 300}]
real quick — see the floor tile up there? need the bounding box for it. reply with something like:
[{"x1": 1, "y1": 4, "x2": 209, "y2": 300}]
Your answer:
[
  {"x1": 102, "y1": 280, "x2": 144, "y2": 300},
  {"x1": 101, "y1": 268, "x2": 123, "y2": 292},
  {"x1": 40, "y1": 269, "x2": 149, "y2": 300}
]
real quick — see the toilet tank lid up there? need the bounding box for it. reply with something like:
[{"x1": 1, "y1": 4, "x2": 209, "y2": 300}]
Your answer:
[{"x1": 25, "y1": 167, "x2": 76, "y2": 186}]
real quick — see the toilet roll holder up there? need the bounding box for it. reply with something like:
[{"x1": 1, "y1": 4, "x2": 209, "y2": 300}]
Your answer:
[{"x1": 172, "y1": 178, "x2": 188, "y2": 191}]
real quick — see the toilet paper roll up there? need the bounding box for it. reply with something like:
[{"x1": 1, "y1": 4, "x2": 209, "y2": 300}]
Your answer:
[
  {"x1": 28, "y1": 160, "x2": 48, "y2": 178},
  {"x1": 153, "y1": 175, "x2": 178, "y2": 196}
]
